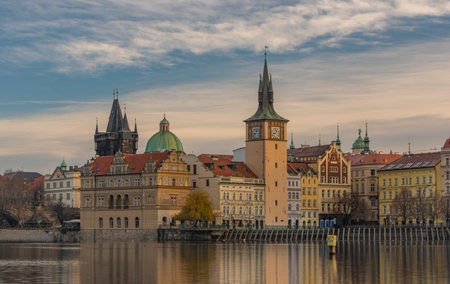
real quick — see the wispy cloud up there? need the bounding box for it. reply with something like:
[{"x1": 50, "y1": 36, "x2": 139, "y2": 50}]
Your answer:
[
  {"x1": 1, "y1": 39, "x2": 450, "y2": 173},
  {"x1": 2, "y1": 0, "x2": 450, "y2": 73}
]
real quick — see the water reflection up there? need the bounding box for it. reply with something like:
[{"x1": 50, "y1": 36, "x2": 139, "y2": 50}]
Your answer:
[{"x1": 0, "y1": 242, "x2": 448, "y2": 283}]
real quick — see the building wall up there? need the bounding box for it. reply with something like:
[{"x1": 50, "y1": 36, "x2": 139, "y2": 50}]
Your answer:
[
  {"x1": 300, "y1": 171, "x2": 318, "y2": 226},
  {"x1": 44, "y1": 169, "x2": 81, "y2": 208},
  {"x1": 287, "y1": 174, "x2": 301, "y2": 226},
  {"x1": 317, "y1": 143, "x2": 351, "y2": 224},
  {"x1": 351, "y1": 164, "x2": 384, "y2": 223},
  {"x1": 441, "y1": 147, "x2": 450, "y2": 198},
  {"x1": 246, "y1": 120, "x2": 288, "y2": 226},
  {"x1": 378, "y1": 164, "x2": 442, "y2": 225}
]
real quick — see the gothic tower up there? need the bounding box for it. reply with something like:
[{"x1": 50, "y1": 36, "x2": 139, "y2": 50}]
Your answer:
[
  {"x1": 94, "y1": 90, "x2": 138, "y2": 156},
  {"x1": 244, "y1": 55, "x2": 289, "y2": 226}
]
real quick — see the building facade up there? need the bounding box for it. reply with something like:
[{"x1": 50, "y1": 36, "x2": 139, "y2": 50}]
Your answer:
[
  {"x1": 94, "y1": 91, "x2": 138, "y2": 156},
  {"x1": 348, "y1": 154, "x2": 402, "y2": 224},
  {"x1": 378, "y1": 152, "x2": 442, "y2": 225},
  {"x1": 288, "y1": 142, "x2": 351, "y2": 226},
  {"x1": 182, "y1": 154, "x2": 265, "y2": 228},
  {"x1": 287, "y1": 165, "x2": 302, "y2": 227},
  {"x1": 44, "y1": 161, "x2": 81, "y2": 208},
  {"x1": 244, "y1": 56, "x2": 289, "y2": 226},
  {"x1": 441, "y1": 139, "x2": 450, "y2": 222},
  {"x1": 80, "y1": 150, "x2": 191, "y2": 239}
]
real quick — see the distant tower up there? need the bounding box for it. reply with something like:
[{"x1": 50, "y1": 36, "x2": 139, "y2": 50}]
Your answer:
[
  {"x1": 336, "y1": 123, "x2": 341, "y2": 150},
  {"x1": 363, "y1": 121, "x2": 370, "y2": 154},
  {"x1": 94, "y1": 90, "x2": 138, "y2": 156},
  {"x1": 290, "y1": 133, "x2": 295, "y2": 149},
  {"x1": 245, "y1": 53, "x2": 288, "y2": 226},
  {"x1": 352, "y1": 128, "x2": 365, "y2": 155}
]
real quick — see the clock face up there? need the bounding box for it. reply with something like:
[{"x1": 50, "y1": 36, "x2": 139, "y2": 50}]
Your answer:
[
  {"x1": 271, "y1": 127, "x2": 280, "y2": 139},
  {"x1": 252, "y1": 127, "x2": 260, "y2": 139}
]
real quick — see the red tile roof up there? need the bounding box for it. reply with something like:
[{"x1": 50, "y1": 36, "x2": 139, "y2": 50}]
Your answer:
[
  {"x1": 91, "y1": 152, "x2": 170, "y2": 176},
  {"x1": 198, "y1": 154, "x2": 257, "y2": 178},
  {"x1": 379, "y1": 152, "x2": 441, "y2": 171},
  {"x1": 348, "y1": 153, "x2": 402, "y2": 167},
  {"x1": 27, "y1": 176, "x2": 44, "y2": 191},
  {"x1": 443, "y1": 138, "x2": 450, "y2": 148},
  {"x1": 287, "y1": 162, "x2": 314, "y2": 175}
]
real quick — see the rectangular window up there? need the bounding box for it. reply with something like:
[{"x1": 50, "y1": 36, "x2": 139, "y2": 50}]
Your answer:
[
  {"x1": 394, "y1": 178, "x2": 397, "y2": 186},
  {"x1": 416, "y1": 177, "x2": 420, "y2": 184},
  {"x1": 429, "y1": 176, "x2": 432, "y2": 183},
  {"x1": 66, "y1": 193, "x2": 70, "y2": 200},
  {"x1": 46, "y1": 183, "x2": 50, "y2": 189},
  {"x1": 370, "y1": 183, "x2": 375, "y2": 192},
  {"x1": 67, "y1": 181, "x2": 70, "y2": 187},
  {"x1": 193, "y1": 165, "x2": 197, "y2": 175},
  {"x1": 171, "y1": 197, "x2": 177, "y2": 206},
  {"x1": 361, "y1": 184, "x2": 365, "y2": 193},
  {"x1": 371, "y1": 169, "x2": 375, "y2": 176},
  {"x1": 60, "y1": 182, "x2": 63, "y2": 188},
  {"x1": 206, "y1": 179, "x2": 210, "y2": 187}
]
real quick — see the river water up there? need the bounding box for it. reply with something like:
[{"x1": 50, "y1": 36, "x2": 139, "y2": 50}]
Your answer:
[{"x1": 0, "y1": 242, "x2": 448, "y2": 283}]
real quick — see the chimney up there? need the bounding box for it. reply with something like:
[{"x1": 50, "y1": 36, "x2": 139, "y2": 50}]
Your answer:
[
  {"x1": 74, "y1": 166, "x2": 78, "y2": 171},
  {"x1": 69, "y1": 166, "x2": 73, "y2": 171}
]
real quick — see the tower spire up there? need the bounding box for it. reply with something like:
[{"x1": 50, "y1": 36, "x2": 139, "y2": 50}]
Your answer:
[
  {"x1": 134, "y1": 118, "x2": 137, "y2": 133},
  {"x1": 290, "y1": 133, "x2": 295, "y2": 149},
  {"x1": 336, "y1": 122, "x2": 341, "y2": 150},
  {"x1": 245, "y1": 52, "x2": 288, "y2": 122},
  {"x1": 363, "y1": 120, "x2": 370, "y2": 154},
  {"x1": 318, "y1": 134, "x2": 321, "y2": 146},
  {"x1": 95, "y1": 117, "x2": 99, "y2": 134}
]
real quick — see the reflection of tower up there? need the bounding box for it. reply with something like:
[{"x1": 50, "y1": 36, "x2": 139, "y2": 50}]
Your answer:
[
  {"x1": 94, "y1": 89, "x2": 138, "y2": 156},
  {"x1": 245, "y1": 54, "x2": 289, "y2": 226}
]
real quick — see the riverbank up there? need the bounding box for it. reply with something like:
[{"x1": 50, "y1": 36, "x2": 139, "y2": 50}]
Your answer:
[{"x1": 0, "y1": 229, "x2": 79, "y2": 243}]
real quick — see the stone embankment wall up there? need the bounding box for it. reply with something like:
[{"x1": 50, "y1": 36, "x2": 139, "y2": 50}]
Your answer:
[
  {"x1": 80, "y1": 229, "x2": 157, "y2": 241},
  {"x1": 0, "y1": 229, "x2": 79, "y2": 243}
]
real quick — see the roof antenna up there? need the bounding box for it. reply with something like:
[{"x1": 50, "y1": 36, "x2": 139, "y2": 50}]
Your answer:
[{"x1": 408, "y1": 139, "x2": 411, "y2": 155}]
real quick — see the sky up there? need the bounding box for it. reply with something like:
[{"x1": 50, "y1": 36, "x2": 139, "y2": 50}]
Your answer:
[{"x1": 1, "y1": 0, "x2": 450, "y2": 174}]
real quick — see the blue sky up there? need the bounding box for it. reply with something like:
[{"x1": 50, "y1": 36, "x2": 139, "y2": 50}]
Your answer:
[{"x1": 1, "y1": 0, "x2": 450, "y2": 174}]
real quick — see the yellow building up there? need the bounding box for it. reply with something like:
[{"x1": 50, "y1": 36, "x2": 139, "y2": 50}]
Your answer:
[
  {"x1": 244, "y1": 56, "x2": 288, "y2": 226},
  {"x1": 288, "y1": 141, "x2": 351, "y2": 226},
  {"x1": 378, "y1": 152, "x2": 442, "y2": 225}
]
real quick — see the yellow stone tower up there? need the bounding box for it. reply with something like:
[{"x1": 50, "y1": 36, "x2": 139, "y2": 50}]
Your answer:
[{"x1": 245, "y1": 55, "x2": 289, "y2": 226}]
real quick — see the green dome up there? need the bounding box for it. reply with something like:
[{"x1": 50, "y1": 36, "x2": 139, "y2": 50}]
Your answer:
[
  {"x1": 60, "y1": 160, "x2": 67, "y2": 168},
  {"x1": 352, "y1": 129, "x2": 365, "y2": 149},
  {"x1": 145, "y1": 116, "x2": 184, "y2": 153}
]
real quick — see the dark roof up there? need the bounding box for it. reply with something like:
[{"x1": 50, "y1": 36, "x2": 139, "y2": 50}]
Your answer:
[
  {"x1": 288, "y1": 144, "x2": 330, "y2": 159},
  {"x1": 244, "y1": 58, "x2": 288, "y2": 122},
  {"x1": 3, "y1": 171, "x2": 42, "y2": 181},
  {"x1": 348, "y1": 153, "x2": 402, "y2": 167},
  {"x1": 379, "y1": 152, "x2": 441, "y2": 171},
  {"x1": 106, "y1": 98, "x2": 123, "y2": 132},
  {"x1": 198, "y1": 154, "x2": 257, "y2": 178}
]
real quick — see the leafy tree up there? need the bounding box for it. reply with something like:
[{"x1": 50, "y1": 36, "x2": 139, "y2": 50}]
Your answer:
[{"x1": 174, "y1": 190, "x2": 214, "y2": 224}]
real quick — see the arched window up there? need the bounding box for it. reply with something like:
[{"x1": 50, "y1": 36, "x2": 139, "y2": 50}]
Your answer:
[
  {"x1": 99, "y1": 217, "x2": 103, "y2": 229},
  {"x1": 172, "y1": 178, "x2": 176, "y2": 186},
  {"x1": 117, "y1": 217, "x2": 121, "y2": 228},
  {"x1": 116, "y1": 195, "x2": 122, "y2": 209},
  {"x1": 109, "y1": 195, "x2": 114, "y2": 208},
  {"x1": 135, "y1": 217, "x2": 140, "y2": 228},
  {"x1": 124, "y1": 194, "x2": 129, "y2": 209},
  {"x1": 109, "y1": 217, "x2": 113, "y2": 228},
  {"x1": 124, "y1": 217, "x2": 129, "y2": 228}
]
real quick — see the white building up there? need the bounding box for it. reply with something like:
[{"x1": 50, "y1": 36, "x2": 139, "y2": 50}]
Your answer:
[
  {"x1": 44, "y1": 161, "x2": 81, "y2": 208},
  {"x1": 287, "y1": 165, "x2": 302, "y2": 227}
]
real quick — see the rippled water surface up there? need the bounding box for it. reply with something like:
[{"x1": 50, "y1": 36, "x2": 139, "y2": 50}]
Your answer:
[{"x1": 0, "y1": 242, "x2": 449, "y2": 283}]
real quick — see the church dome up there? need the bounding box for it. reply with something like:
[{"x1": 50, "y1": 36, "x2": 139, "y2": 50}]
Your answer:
[
  {"x1": 352, "y1": 129, "x2": 365, "y2": 149},
  {"x1": 145, "y1": 116, "x2": 184, "y2": 153}
]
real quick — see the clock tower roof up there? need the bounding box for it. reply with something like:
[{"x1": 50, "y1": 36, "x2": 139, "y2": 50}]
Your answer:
[{"x1": 245, "y1": 56, "x2": 288, "y2": 122}]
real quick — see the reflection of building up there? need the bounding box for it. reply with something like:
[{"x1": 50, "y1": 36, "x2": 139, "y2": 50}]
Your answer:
[
  {"x1": 244, "y1": 56, "x2": 289, "y2": 226},
  {"x1": 348, "y1": 154, "x2": 401, "y2": 224},
  {"x1": 94, "y1": 91, "x2": 138, "y2": 156},
  {"x1": 378, "y1": 152, "x2": 442, "y2": 225},
  {"x1": 287, "y1": 164, "x2": 302, "y2": 227},
  {"x1": 288, "y1": 141, "x2": 351, "y2": 225},
  {"x1": 44, "y1": 161, "x2": 81, "y2": 208},
  {"x1": 181, "y1": 154, "x2": 265, "y2": 227}
]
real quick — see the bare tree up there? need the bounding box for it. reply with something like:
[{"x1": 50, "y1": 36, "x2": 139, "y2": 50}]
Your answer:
[
  {"x1": 49, "y1": 199, "x2": 70, "y2": 226},
  {"x1": 428, "y1": 196, "x2": 442, "y2": 224},
  {"x1": 392, "y1": 188, "x2": 414, "y2": 224},
  {"x1": 441, "y1": 196, "x2": 450, "y2": 224},
  {"x1": 333, "y1": 191, "x2": 359, "y2": 225}
]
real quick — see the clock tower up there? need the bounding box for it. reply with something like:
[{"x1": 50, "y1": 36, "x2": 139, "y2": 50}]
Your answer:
[{"x1": 244, "y1": 55, "x2": 288, "y2": 226}]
